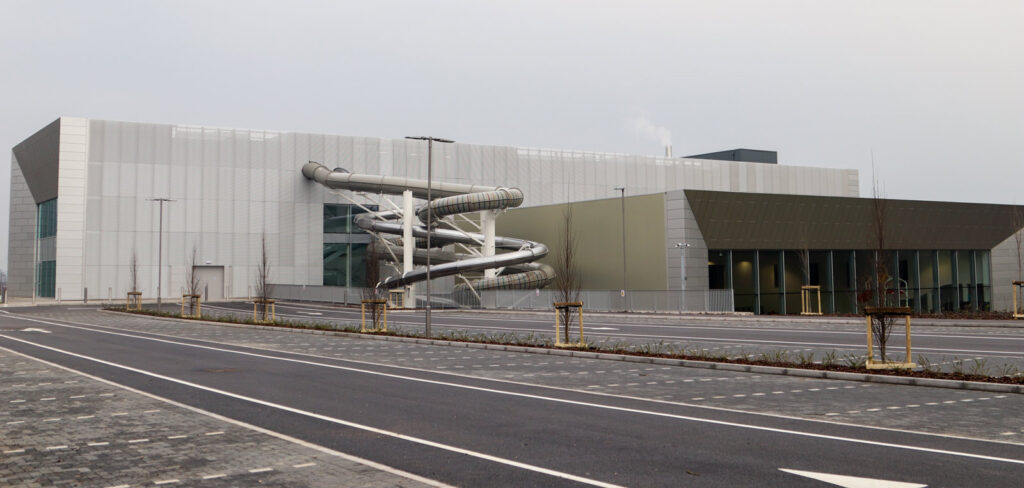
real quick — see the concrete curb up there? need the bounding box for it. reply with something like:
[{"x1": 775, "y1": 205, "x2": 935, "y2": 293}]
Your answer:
[{"x1": 103, "y1": 310, "x2": 1024, "y2": 395}]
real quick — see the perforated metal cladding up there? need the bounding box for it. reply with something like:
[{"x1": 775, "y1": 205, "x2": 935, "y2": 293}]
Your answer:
[{"x1": 12, "y1": 117, "x2": 859, "y2": 299}]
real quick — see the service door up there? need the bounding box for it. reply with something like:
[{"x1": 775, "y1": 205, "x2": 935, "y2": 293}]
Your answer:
[{"x1": 194, "y1": 266, "x2": 225, "y2": 302}]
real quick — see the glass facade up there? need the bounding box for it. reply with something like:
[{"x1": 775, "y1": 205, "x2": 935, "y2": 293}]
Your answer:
[
  {"x1": 38, "y1": 199, "x2": 57, "y2": 238},
  {"x1": 36, "y1": 198, "x2": 57, "y2": 297},
  {"x1": 322, "y1": 204, "x2": 376, "y2": 287},
  {"x1": 731, "y1": 251, "x2": 757, "y2": 313},
  {"x1": 710, "y1": 249, "x2": 993, "y2": 315}
]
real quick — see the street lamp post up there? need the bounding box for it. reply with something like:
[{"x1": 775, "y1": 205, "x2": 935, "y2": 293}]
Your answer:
[
  {"x1": 149, "y1": 198, "x2": 174, "y2": 311},
  {"x1": 614, "y1": 187, "x2": 627, "y2": 304},
  {"x1": 405, "y1": 136, "x2": 454, "y2": 338},
  {"x1": 675, "y1": 242, "x2": 691, "y2": 311}
]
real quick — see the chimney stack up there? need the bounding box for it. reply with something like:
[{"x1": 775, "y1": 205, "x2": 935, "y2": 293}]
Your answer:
[{"x1": 665, "y1": 145, "x2": 673, "y2": 158}]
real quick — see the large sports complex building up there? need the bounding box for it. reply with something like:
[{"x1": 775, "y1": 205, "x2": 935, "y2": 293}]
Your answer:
[{"x1": 9, "y1": 117, "x2": 1024, "y2": 314}]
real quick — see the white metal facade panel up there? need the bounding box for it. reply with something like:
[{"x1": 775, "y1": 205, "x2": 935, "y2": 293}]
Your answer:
[
  {"x1": 55, "y1": 118, "x2": 90, "y2": 300},
  {"x1": 7, "y1": 157, "x2": 36, "y2": 296},
  {"x1": 11, "y1": 117, "x2": 861, "y2": 298},
  {"x1": 991, "y1": 233, "x2": 1023, "y2": 311}
]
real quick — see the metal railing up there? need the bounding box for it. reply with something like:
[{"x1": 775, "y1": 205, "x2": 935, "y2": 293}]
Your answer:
[
  {"x1": 268, "y1": 284, "x2": 734, "y2": 313},
  {"x1": 459, "y1": 289, "x2": 734, "y2": 313}
]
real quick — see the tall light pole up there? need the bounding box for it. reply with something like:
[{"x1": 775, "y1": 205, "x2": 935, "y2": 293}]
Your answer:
[
  {"x1": 614, "y1": 187, "x2": 627, "y2": 297},
  {"x1": 405, "y1": 136, "x2": 454, "y2": 338},
  {"x1": 675, "y1": 242, "x2": 691, "y2": 310},
  {"x1": 149, "y1": 198, "x2": 174, "y2": 311}
]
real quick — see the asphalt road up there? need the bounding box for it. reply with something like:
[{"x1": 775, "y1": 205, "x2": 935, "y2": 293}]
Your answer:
[
  {"x1": 2, "y1": 309, "x2": 1023, "y2": 487},
  {"x1": 201, "y1": 301, "x2": 1024, "y2": 373}
]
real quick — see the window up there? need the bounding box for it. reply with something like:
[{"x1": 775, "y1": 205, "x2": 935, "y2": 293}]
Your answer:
[
  {"x1": 323, "y1": 204, "x2": 377, "y2": 287},
  {"x1": 36, "y1": 199, "x2": 57, "y2": 298},
  {"x1": 37, "y1": 198, "x2": 57, "y2": 238},
  {"x1": 324, "y1": 204, "x2": 378, "y2": 234}
]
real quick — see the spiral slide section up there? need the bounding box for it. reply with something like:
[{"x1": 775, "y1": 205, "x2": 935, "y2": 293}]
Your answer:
[{"x1": 302, "y1": 162, "x2": 555, "y2": 292}]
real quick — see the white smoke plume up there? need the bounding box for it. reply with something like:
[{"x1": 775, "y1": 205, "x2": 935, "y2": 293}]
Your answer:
[{"x1": 626, "y1": 115, "x2": 672, "y2": 147}]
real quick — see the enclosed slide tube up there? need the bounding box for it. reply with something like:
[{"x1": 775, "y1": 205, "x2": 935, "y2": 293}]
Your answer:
[{"x1": 302, "y1": 162, "x2": 555, "y2": 292}]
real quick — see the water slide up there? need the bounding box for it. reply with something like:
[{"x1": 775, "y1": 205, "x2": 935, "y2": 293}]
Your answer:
[{"x1": 302, "y1": 162, "x2": 555, "y2": 293}]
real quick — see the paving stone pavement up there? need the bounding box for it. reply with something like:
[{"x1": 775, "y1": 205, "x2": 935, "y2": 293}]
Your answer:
[
  {"x1": 11, "y1": 307, "x2": 1024, "y2": 445},
  {"x1": 0, "y1": 343, "x2": 437, "y2": 488}
]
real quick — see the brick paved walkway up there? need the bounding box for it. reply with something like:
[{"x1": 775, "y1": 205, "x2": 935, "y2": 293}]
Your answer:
[{"x1": 0, "y1": 342, "x2": 438, "y2": 488}]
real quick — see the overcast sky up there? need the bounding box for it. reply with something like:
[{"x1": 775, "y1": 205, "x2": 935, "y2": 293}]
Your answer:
[{"x1": 1, "y1": 0, "x2": 1022, "y2": 270}]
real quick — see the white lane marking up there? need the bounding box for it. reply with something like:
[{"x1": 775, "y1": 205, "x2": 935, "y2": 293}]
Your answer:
[
  {"x1": 46, "y1": 445, "x2": 68, "y2": 450},
  {"x1": 153, "y1": 479, "x2": 179, "y2": 485},
  {"x1": 7, "y1": 313, "x2": 1023, "y2": 448},
  {"x1": 3, "y1": 336, "x2": 1023, "y2": 469},
  {"x1": 588, "y1": 327, "x2": 619, "y2": 331},
  {"x1": 204, "y1": 431, "x2": 224, "y2": 436},
  {"x1": 20, "y1": 328, "x2": 51, "y2": 333},
  {"x1": 3, "y1": 449, "x2": 25, "y2": 454},
  {"x1": 249, "y1": 467, "x2": 273, "y2": 473},
  {"x1": 5, "y1": 420, "x2": 25, "y2": 425},
  {"x1": 779, "y1": 468, "x2": 926, "y2": 488},
  {"x1": 293, "y1": 462, "x2": 316, "y2": 468},
  {"x1": 0, "y1": 337, "x2": 626, "y2": 487},
  {"x1": 128, "y1": 438, "x2": 149, "y2": 444},
  {"x1": 105, "y1": 485, "x2": 130, "y2": 488},
  {"x1": 88, "y1": 442, "x2": 110, "y2": 446},
  {"x1": 299, "y1": 312, "x2": 323, "y2": 316},
  {"x1": 201, "y1": 474, "x2": 226, "y2": 479},
  {"x1": 0, "y1": 344, "x2": 453, "y2": 488}
]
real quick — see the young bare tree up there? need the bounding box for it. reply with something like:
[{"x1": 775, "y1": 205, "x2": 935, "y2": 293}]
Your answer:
[
  {"x1": 255, "y1": 235, "x2": 272, "y2": 321},
  {"x1": 868, "y1": 170, "x2": 895, "y2": 361},
  {"x1": 184, "y1": 245, "x2": 202, "y2": 315},
  {"x1": 185, "y1": 245, "x2": 201, "y2": 296},
  {"x1": 1013, "y1": 206, "x2": 1024, "y2": 316},
  {"x1": 129, "y1": 249, "x2": 139, "y2": 293},
  {"x1": 1013, "y1": 206, "x2": 1024, "y2": 283},
  {"x1": 796, "y1": 224, "x2": 812, "y2": 312},
  {"x1": 362, "y1": 241, "x2": 385, "y2": 329},
  {"x1": 554, "y1": 205, "x2": 581, "y2": 344}
]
